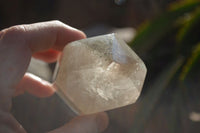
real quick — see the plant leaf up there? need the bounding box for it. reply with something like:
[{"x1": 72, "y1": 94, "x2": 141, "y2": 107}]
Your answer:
[
  {"x1": 176, "y1": 8, "x2": 200, "y2": 55},
  {"x1": 179, "y1": 42, "x2": 200, "y2": 81},
  {"x1": 128, "y1": 58, "x2": 183, "y2": 133},
  {"x1": 129, "y1": 1, "x2": 200, "y2": 56}
]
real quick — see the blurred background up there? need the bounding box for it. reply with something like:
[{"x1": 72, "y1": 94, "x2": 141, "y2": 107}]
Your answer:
[{"x1": 1, "y1": 0, "x2": 200, "y2": 133}]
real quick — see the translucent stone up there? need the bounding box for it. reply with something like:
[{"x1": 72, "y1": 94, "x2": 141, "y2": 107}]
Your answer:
[{"x1": 53, "y1": 34, "x2": 147, "y2": 115}]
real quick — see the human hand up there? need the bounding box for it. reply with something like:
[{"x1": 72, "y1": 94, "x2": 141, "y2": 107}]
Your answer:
[{"x1": 0, "y1": 20, "x2": 109, "y2": 133}]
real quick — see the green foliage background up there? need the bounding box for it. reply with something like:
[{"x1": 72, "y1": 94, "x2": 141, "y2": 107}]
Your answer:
[{"x1": 128, "y1": 0, "x2": 200, "y2": 132}]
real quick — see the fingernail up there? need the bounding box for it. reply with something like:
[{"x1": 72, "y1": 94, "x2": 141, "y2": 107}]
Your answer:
[{"x1": 96, "y1": 112, "x2": 109, "y2": 132}]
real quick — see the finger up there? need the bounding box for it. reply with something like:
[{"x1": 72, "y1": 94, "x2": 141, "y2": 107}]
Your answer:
[
  {"x1": 14, "y1": 73, "x2": 55, "y2": 97},
  {"x1": 33, "y1": 49, "x2": 61, "y2": 63},
  {"x1": 2, "y1": 20, "x2": 86, "y2": 61},
  {"x1": 48, "y1": 112, "x2": 109, "y2": 133},
  {"x1": 0, "y1": 110, "x2": 26, "y2": 133},
  {"x1": 24, "y1": 20, "x2": 86, "y2": 52}
]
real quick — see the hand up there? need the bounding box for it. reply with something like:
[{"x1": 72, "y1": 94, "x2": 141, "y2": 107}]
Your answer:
[{"x1": 0, "y1": 20, "x2": 109, "y2": 133}]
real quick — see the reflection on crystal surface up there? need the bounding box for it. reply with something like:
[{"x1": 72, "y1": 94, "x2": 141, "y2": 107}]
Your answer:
[{"x1": 54, "y1": 34, "x2": 147, "y2": 115}]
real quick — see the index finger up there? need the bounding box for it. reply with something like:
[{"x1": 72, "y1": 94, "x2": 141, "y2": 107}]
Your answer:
[{"x1": 1, "y1": 20, "x2": 86, "y2": 60}]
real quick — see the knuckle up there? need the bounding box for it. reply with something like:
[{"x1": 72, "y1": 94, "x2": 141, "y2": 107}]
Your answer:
[
  {"x1": 5, "y1": 25, "x2": 26, "y2": 37},
  {"x1": 50, "y1": 20, "x2": 66, "y2": 28},
  {"x1": 1, "y1": 25, "x2": 27, "y2": 43},
  {"x1": 52, "y1": 20, "x2": 63, "y2": 25}
]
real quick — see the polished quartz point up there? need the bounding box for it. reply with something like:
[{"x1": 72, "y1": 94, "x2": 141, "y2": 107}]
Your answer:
[{"x1": 53, "y1": 33, "x2": 147, "y2": 115}]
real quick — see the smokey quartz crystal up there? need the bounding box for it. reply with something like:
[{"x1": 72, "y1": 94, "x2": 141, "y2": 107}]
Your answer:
[{"x1": 53, "y1": 34, "x2": 147, "y2": 115}]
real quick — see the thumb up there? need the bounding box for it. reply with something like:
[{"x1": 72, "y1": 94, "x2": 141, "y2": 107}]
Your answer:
[{"x1": 48, "y1": 112, "x2": 109, "y2": 133}]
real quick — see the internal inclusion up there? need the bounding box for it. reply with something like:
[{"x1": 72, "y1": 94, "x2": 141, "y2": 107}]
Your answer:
[{"x1": 54, "y1": 33, "x2": 147, "y2": 115}]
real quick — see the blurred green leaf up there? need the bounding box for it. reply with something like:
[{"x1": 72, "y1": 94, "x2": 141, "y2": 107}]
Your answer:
[
  {"x1": 179, "y1": 42, "x2": 200, "y2": 81},
  {"x1": 128, "y1": 58, "x2": 183, "y2": 133},
  {"x1": 129, "y1": 1, "x2": 200, "y2": 55},
  {"x1": 176, "y1": 8, "x2": 200, "y2": 43},
  {"x1": 176, "y1": 8, "x2": 200, "y2": 55},
  {"x1": 169, "y1": 0, "x2": 200, "y2": 11}
]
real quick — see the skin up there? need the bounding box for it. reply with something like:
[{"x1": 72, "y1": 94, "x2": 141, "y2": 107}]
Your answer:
[{"x1": 0, "y1": 20, "x2": 109, "y2": 133}]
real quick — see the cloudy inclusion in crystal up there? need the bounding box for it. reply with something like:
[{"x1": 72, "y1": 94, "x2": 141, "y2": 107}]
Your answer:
[{"x1": 54, "y1": 34, "x2": 147, "y2": 115}]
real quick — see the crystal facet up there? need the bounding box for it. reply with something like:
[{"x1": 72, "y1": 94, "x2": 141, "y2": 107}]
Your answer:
[{"x1": 54, "y1": 34, "x2": 147, "y2": 115}]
